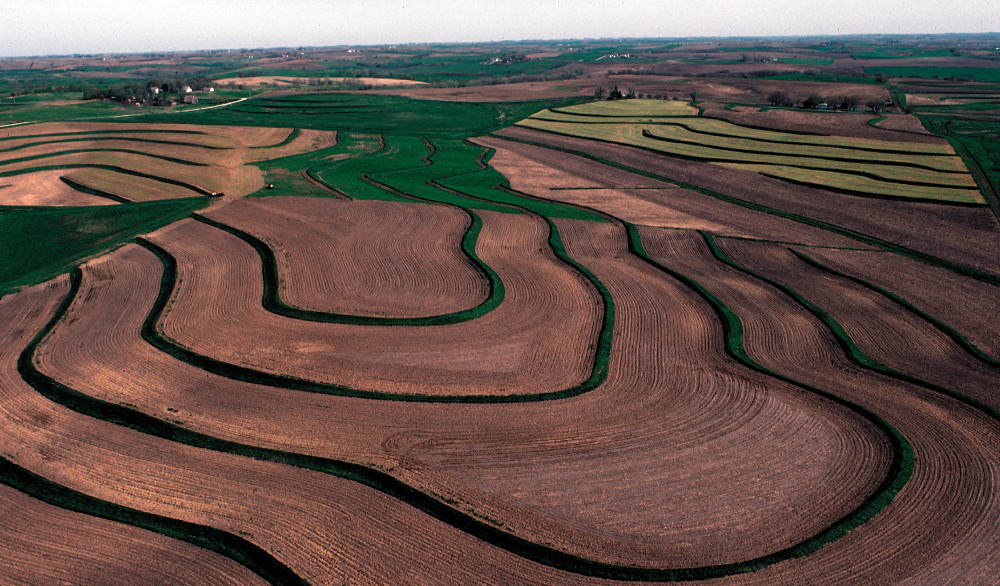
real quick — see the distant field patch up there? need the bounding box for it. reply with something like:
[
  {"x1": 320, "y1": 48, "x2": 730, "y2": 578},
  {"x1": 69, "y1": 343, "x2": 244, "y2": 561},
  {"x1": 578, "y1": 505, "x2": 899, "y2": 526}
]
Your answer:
[
  {"x1": 865, "y1": 67, "x2": 1000, "y2": 84},
  {"x1": 214, "y1": 76, "x2": 428, "y2": 88},
  {"x1": 516, "y1": 100, "x2": 983, "y2": 204}
]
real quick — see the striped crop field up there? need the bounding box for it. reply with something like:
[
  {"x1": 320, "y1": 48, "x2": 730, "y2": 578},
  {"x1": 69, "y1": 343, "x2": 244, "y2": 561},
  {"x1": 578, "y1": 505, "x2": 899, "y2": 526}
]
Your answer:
[
  {"x1": 516, "y1": 100, "x2": 984, "y2": 204},
  {"x1": 3, "y1": 89, "x2": 1000, "y2": 585}
]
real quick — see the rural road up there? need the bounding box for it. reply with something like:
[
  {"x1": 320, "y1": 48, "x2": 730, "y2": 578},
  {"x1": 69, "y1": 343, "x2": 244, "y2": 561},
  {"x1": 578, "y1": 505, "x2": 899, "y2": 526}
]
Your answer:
[{"x1": 0, "y1": 97, "x2": 251, "y2": 129}]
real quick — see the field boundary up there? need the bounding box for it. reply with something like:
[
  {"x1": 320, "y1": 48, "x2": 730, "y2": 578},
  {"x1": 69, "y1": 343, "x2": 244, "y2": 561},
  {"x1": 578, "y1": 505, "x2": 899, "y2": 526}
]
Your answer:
[
  {"x1": 487, "y1": 132, "x2": 1000, "y2": 287},
  {"x1": 191, "y1": 210, "x2": 504, "y2": 327}
]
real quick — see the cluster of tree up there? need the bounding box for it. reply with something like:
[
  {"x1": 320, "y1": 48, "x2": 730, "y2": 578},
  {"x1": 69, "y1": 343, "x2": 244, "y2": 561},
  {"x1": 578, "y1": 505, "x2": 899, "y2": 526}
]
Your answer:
[
  {"x1": 740, "y1": 54, "x2": 777, "y2": 63},
  {"x1": 81, "y1": 76, "x2": 213, "y2": 105},
  {"x1": 6, "y1": 80, "x2": 86, "y2": 97},
  {"x1": 493, "y1": 53, "x2": 528, "y2": 63},
  {"x1": 593, "y1": 85, "x2": 636, "y2": 100},
  {"x1": 768, "y1": 91, "x2": 872, "y2": 111}
]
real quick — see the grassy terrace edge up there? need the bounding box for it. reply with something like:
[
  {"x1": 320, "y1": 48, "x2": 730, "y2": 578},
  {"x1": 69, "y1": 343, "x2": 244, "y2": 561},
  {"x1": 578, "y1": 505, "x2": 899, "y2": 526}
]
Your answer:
[
  {"x1": 703, "y1": 234, "x2": 1000, "y2": 425},
  {"x1": 191, "y1": 210, "x2": 505, "y2": 327},
  {"x1": 134, "y1": 207, "x2": 614, "y2": 403},
  {"x1": 12, "y1": 273, "x2": 306, "y2": 586},
  {"x1": 18, "y1": 240, "x2": 908, "y2": 582}
]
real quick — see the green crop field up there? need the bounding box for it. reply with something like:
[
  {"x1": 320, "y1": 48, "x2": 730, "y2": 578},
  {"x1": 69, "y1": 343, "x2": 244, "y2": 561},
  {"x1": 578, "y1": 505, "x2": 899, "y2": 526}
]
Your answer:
[{"x1": 0, "y1": 197, "x2": 209, "y2": 295}]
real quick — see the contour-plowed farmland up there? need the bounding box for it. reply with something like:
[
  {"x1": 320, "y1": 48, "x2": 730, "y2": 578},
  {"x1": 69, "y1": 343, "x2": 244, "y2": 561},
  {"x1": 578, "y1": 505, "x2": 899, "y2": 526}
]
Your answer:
[
  {"x1": 148, "y1": 209, "x2": 602, "y2": 397},
  {"x1": 203, "y1": 196, "x2": 488, "y2": 318},
  {"x1": 0, "y1": 122, "x2": 337, "y2": 203},
  {"x1": 4, "y1": 89, "x2": 999, "y2": 585},
  {"x1": 493, "y1": 125, "x2": 1000, "y2": 275},
  {"x1": 637, "y1": 227, "x2": 1000, "y2": 583},
  {"x1": 33, "y1": 226, "x2": 890, "y2": 572}
]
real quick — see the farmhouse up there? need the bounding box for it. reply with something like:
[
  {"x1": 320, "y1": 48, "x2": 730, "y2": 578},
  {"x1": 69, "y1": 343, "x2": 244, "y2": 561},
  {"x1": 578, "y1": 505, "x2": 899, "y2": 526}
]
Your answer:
[{"x1": 183, "y1": 95, "x2": 199, "y2": 105}]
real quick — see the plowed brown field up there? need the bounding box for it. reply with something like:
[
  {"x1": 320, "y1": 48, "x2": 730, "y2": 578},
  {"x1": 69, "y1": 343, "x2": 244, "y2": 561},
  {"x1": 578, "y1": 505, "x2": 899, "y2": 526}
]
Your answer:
[
  {"x1": 204, "y1": 197, "x2": 488, "y2": 318},
  {"x1": 8, "y1": 275, "x2": 601, "y2": 585},
  {"x1": 32, "y1": 221, "x2": 887, "y2": 570},
  {"x1": 493, "y1": 126, "x2": 1000, "y2": 275},
  {"x1": 719, "y1": 239, "x2": 1000, "y2": 412},
  {"x1": 149, "y1": 208, "x2": 600, "y2": 396},
  {"x1": 0, "y1": 169, "x2": 115, "y2": 205},
  {"x1": 638, "y1": 227, "x2": 1000, "y2": 583},
  {"x1": 801, "y1": 246, "x2": 1000, "y2": 360}
]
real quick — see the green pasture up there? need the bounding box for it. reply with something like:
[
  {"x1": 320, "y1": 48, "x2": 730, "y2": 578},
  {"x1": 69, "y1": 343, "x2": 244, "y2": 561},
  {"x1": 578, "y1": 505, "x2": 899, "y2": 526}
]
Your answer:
[
  {"x1": 0, "y1": 197, "x2": 209, "y2": 296},
  {"x1": 128, "y1": 92, "x2": 585, "y2": 137}
]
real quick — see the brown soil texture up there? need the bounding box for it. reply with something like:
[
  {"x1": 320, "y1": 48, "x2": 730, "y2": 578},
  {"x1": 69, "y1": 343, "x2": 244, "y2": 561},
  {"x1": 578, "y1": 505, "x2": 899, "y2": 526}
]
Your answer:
[
  {"x1": 8, "y1": 286, "x2": 617, "y2": 586},
  {"x1": 150, "y1": 210, "x2": 601, "y2": 396},
  {"x1": 720, "y1": 238, "x2": 1000, "y2": 413},
  {"x1": 0, "y1": 484, "x2": 259, "y2": 586},
  {"x1": 0, "y1": 123, "x2": 337, "y2": 202},
  {"x1": 474, "y1": 135, "x2": 876, "y2": 249},
  {"x1": 700, "y1": 103, "x2": 947, "y2": 144},
  {"x1": 0, "y1": 169, "x2": 116, "y2": 206},
  {"x1": 205, "y1": 197, "x2": 488, "y2": 318},
  {"x1": 0, "y1": 279, "x2": 266, "y2": 586},
  {"x1": 36, "y1": 227, "x2": 889, "y2": 570},
  {"x1": 638, "y1": 227, "x2": 1000, "y2": 584},
  {"x1": 869, "y1": 113, "x2": 937, "y2": 135},
  {"x1": 492, "y1": 126, "x2": 1000, "y2": 276},
  {"x1": 794, "y1": 246, "x2": 1000, "y2": 361}
]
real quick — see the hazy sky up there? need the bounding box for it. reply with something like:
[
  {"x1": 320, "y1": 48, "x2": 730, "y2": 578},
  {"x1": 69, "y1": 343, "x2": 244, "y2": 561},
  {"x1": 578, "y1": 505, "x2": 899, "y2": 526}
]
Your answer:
[{"x1": 3, "y1": 0, "x2": 997, "y2": 57}]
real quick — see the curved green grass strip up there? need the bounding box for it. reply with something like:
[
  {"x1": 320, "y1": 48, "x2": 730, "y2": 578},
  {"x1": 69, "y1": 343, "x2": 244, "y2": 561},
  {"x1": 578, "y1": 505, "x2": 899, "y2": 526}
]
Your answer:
[
  {"x1": 136, "y1": 210, "x2": 614, "y2": 403},
  {"x1": 190, "y1": 211, "x2": 505, "y2": 327},
  {"x1": 489, "y1": 132, "x2": 1000, "y2": 288},
  {"x1": 21, "y1": 237, "x2": 897, "y2": 581},
  {"x1": 0, "y1": 148, "x2": 208, "y2": 168},
  {"x1": 789, "y1": 248, "x2": 1000, "y2": 369},
  {"x1": 58, "y1": 176, "x2": 132, "y2": 204},
  {"x1": 623, "y1": 224, "x2": 912, "y2": 573},
  {"x1": 251, "y1": 128, "x2": 301, "y2": 149},
  {"x1": 0, "y1": 136, "x2": 229, "y2": 155},
  {"x1": 14, "y1": 272, "x2": 306, "y2": 586},
  {"x1": 0, "y1": 129, "x2": 208, "y2": 143},
  {"x1": 867, "y1": 116, "x2": 888, "y2": 128},
  {"x1": 0, "y1": 164, "x2": 215, "y2": 196},
  {"x1": 447, "y1": 172, "x2": 913, "y2": 576},
  {"x1": 640, "y1": 128, "x2": 965, "y2": 173},
  {"x1": 702, "y1": 233, "x2": 1000, "y2": 424}
]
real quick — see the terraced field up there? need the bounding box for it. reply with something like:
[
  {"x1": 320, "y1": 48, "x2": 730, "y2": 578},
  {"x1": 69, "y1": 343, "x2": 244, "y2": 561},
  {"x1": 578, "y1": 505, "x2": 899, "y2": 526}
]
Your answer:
[
  {"x1": 517, "y1": 100, "x2": 984, "y2": 204},
  {"x1": 2, "y1": 92, "x2": 999, "y2": 584}
]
